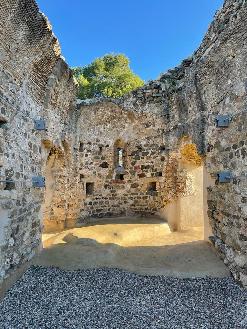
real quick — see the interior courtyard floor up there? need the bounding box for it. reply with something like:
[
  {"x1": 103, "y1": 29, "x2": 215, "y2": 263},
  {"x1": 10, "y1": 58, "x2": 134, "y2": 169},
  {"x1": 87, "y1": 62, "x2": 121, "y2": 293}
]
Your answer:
[
  {"x1": 2, "y1": 217, "x2": 246, "y2": 329},
  {"x1": 35, "y1": 216, "x2": 230, "y2": 278}
]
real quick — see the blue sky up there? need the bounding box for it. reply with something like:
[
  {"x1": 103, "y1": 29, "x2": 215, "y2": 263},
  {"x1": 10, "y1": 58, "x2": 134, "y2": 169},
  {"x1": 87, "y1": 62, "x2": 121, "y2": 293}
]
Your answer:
[{"x1": 36, "y1": 0, "x2": 224, "y2": 81}]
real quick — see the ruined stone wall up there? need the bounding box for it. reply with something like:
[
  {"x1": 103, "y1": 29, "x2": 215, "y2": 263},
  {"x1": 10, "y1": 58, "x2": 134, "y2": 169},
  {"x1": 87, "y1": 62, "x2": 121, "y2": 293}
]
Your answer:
[
  {"x1": 0, "y1": 0, "x2": 246, "y2": 290},
  {"x1": 167, "y1": 0, "x2": 247, "y2": 286},
  {"x1": 0, "y1": 0, "x2": 76, "y2": 284},
  {"x1": 193, "y1": 0, "x2": 247, "y2": 285},
  {"x1": 115, "y1": 0, "x2": 247, "y2": 285},
  {"x1": 75, "y1": 100, "x2": 166, "y2": 219}
]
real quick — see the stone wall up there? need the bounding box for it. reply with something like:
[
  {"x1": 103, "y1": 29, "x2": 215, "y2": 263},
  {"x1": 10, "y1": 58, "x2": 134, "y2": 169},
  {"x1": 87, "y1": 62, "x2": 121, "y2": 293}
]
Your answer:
[
  {"x1": 75, "y1": 100, "x2": 166, "y2": 219},
  {"x1": 75, "y1": 95, "x2": 206, "y2": 231},
  {"x1": 0, "y1": 0, "x2": 76, "y2": 284},
  {"x1": 0, "y1": 0, "x2": 246, "y2": 289},
  {"x1": 171, "y1": 0, "x2": 247, "y2": 286},
  {"x1": 111, "y1": 0, "x2": 247, "y2": 285}
]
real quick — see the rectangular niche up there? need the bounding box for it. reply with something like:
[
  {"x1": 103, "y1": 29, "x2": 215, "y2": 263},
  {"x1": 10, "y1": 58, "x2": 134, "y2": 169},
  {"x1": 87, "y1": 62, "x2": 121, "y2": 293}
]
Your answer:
[
  {"x1": 147, "y1": 182, "x2": 157, "y2": 193},
  {"x1": 79, "y1": 142, "x2": 84, "y2": 152},
  {"x1": 4, "y1": 179, "x2": 15, "y2": 190},
  {"x1": 86, "y1": 182, "x2": 94, "y2": 196},
  {"x1": 115, "y1": 173, "x2": 124, "y2": 181},
  {"x1": 0, "y1": 117, "x2": 7, "y2": 129}
]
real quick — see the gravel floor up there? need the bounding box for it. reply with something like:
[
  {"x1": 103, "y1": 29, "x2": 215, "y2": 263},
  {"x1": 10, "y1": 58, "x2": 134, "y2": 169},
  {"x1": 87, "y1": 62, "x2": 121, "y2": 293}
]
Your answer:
[{"x1": 0, "y1": 266, "x2": 246, "y2": 329}]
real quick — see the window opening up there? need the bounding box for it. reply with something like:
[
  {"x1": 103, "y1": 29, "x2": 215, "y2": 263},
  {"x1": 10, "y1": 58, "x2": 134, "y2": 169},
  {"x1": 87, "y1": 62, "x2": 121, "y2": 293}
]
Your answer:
[
  {"x1": 86, "y1": 182, "x2": 94, "y2": 195},
  {"x1": 0, "y1": 117, "x2": 7, "y2": 129},
  {"x1": 117, "y1": 148, "x2": 124, "y2": 167},
  {"x1": 79, "y1": 142, "x2": 84, "y2": 152}
]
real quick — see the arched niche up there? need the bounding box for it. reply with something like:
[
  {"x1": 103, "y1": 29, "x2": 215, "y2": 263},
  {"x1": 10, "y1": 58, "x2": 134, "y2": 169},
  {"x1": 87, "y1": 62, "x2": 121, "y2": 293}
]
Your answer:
[{"x1": 161, "y1": 140, "x2": 212, "y2": 241}]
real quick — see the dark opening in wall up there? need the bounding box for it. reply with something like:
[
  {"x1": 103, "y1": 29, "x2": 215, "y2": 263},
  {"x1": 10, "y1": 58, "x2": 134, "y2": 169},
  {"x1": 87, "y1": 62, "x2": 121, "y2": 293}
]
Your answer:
[
  {"x1": 100, "y1": 161, "x2": 109, "y2": 168},
  {"x1": 79, "y1": 142, "x2": 84, "y2": 152},
  {"x1": 156, "y1": 171, "x2": 163, "y2": 177},
  {"x1": 4, "y1": 180, "x2": 15, "y2": 190},
  {"x1": 86, "y1": 182, "x2": 94, "y2": 195},
  {"x1": 159, "y1": 145, "x2": 166, "y2": 152},
  {"x1": 116, "y1": 173, "x2": 124, "y2": 181},
  {"x1": 0, "y1": 117, "x2": 7, "y2": 129},
  {"x1": 148, "y1": 182, "x2": 157, "y2": 194}
]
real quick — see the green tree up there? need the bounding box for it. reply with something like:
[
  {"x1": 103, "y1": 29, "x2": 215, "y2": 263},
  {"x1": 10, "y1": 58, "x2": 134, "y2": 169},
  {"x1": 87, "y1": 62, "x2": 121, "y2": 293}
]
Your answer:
[{"x1": 72, "y1": 54, "x2": 144, "y2": 99}]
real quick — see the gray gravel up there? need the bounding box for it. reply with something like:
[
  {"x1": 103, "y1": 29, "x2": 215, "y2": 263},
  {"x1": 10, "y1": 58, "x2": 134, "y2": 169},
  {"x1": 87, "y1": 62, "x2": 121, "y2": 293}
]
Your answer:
[{"x1": 0, "y1": 266, "x2": 246, "y2": 329}]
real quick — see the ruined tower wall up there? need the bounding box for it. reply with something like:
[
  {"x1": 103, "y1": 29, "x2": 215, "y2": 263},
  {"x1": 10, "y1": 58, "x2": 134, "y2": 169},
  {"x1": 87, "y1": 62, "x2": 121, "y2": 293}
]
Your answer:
[
  {"x1": 115, "y1": 0, "x2": 247, "y2": 285},
  {"x1": 0, "y1": 0, "x2": 76, "y2": 286}
]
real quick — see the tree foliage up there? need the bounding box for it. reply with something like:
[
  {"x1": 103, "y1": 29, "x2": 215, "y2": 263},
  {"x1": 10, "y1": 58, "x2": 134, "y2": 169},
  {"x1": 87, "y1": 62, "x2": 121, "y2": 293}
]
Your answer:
[{"x1": 72, "y1": 54, "x2": 144, "y2": 99}]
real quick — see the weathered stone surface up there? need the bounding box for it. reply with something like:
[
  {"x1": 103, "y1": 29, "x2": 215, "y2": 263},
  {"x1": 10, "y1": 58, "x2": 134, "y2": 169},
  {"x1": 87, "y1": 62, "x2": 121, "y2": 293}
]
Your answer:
[
  {"x1": 0, "y1": 0, "x2": 246, "y2": 289},
  {"x1": 0, "y1": 0, "x2": 77, "y2": 285},
  {"x1": 75, "y1": 100, "x2": 165, "y2": 219}
]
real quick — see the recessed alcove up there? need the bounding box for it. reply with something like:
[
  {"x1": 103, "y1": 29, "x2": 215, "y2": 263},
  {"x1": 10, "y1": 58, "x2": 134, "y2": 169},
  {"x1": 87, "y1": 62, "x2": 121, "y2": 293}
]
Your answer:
[
  {"x1": 0, "y1": 116, "x2": 7, "y2": 128},
  {"x1": 79, "y1": 142, "x2": 84, "y2": 152},
  {"x1": 148, "y1": 181, "x2": 157, "y2": 193},
  {"x1": 86, "y1": 182, "x2": 94, "y2": 196}
]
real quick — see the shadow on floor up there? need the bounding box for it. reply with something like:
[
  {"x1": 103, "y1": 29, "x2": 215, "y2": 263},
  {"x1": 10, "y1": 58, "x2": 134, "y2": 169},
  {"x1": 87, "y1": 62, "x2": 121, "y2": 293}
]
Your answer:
[{"x1": 34, "y1": 232, "x2": 230, "y2": 279}]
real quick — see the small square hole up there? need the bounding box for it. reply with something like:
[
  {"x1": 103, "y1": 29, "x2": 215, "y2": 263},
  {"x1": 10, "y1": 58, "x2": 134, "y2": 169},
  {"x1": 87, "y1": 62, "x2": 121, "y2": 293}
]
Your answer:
[
  {"x1": 0, "y1": 117, "x2": 7, "y2": 129},
  {"x1": 4, "y1": 180, "x2": 15, "y2": 190},
  {"x1": 86, "y1": 182, "x2": 94, "y2": 195},
  {"x1": 148, "y1": 182, "x2": 157, "y2": 192},
  {"x1": 116, "y1": 173, "x2": 124, "y2": 181}
]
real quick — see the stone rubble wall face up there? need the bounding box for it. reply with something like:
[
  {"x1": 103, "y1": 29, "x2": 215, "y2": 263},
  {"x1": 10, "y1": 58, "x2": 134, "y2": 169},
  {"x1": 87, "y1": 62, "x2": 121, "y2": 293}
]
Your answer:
[
  {"x1": 176, "y1": 0, "x2": 247, "y2": 285},
  {"x1": 0, "y1": 0, "x2": 246, "y2": 288},
  {"x1": 0, "y1": 0, "x2": 76, "y2": 283},
  {"x1": 75, "y1": 102, "x2": 166, "y2": 219},
  {"x1": 113, "y1": 0, "x2": 247, "y2": 285}
]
